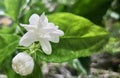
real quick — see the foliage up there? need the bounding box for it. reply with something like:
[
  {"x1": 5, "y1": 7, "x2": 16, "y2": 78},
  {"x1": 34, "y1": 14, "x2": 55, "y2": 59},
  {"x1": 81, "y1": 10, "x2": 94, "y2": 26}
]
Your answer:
[
  {"x1": 0, "y1": 34, "x2": 19, "y2": 63},
  {"x1": 37, "y1": 13, "x2": 108, "y2": 62},
  {"x1": 0, "y1": 0, "x2": 120, "y2": 78}
]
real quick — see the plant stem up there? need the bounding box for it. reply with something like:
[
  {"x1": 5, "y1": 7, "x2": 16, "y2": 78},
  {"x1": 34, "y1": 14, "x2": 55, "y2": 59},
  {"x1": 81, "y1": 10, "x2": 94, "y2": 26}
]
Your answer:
[
  {"x1": 72, "y1": 59, "x2": 87, "y2": 74},
  {"x1": 33, "y1": 59, "x2": 44, "y2": 78}
]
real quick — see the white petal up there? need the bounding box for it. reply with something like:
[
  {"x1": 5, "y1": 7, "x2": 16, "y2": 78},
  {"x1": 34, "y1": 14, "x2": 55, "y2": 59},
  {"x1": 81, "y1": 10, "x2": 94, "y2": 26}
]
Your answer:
[
  {"x1": 40, "y1": 12, "x2": 48, "y2": 23},
  {"x1": 49, "y1": 30, "x2": 64, "y2": 43},
  {"x1": 42, "y1": 24, "x2": 58, "y2": 33},
  {"x1": 44, "y1": 23, "x2": 58, "y2": 30},
  {"x1": 39, "y1": 39, "x2": 52, "y2": 55},
  {"x1": 52, "y1": 30, "x2": 64, "y2": 36},
  {"x1": 19, "y1": 32, "x2": 37, "y2": 47},
  {"x1": 20, "y1": 24, "x2": 36, "y2": 31},
  {"x1": 47, "y1": 23, "x2": 57, "y2": 28},
  {"x1": 29, "y1": 14, "x2": 39, "y2": 25},
  {"x1": 49, "y1": 34, "x2": 59, "y2": 43}
]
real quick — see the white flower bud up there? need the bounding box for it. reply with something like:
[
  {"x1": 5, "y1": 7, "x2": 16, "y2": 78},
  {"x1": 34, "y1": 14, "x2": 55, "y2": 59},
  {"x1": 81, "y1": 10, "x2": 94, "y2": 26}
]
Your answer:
[{"x1": 12, "y1": 52, "x2": 34, "y2": 76}]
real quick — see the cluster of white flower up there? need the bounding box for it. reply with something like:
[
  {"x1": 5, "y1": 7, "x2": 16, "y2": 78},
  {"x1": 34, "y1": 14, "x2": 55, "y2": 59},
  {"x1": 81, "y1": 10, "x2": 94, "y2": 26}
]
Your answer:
[{"x1": 12, "y1": 13, "x2": 64, "y2": 76}]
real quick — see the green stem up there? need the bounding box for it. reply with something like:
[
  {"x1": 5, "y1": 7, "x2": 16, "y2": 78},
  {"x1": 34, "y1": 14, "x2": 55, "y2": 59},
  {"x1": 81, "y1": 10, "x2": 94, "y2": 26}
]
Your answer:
[
  {"x1": 72, "y1": 59, "x2": 87, "y2": 74},
  {"x1": 16, "y1": 46, "x2": 28, "y2": 50},
  {"x1": 30, "y1": 43, "x2": 44, "y2": 78},
  {"x1": 32, "y1": 59, "x2": 44, "y2": 78},
  {"x1": 16, "y1": 25, "x2": 24, "y2": 35},
  {"x1": 39, "y1": 64, "x2": 45, "y2": 78}
]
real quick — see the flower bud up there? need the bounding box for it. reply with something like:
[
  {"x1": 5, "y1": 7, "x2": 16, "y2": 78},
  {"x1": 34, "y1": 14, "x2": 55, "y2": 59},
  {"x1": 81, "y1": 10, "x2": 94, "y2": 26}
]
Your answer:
[{"x1": 12, "y1": 52, "x2": 34, "y2": 76}]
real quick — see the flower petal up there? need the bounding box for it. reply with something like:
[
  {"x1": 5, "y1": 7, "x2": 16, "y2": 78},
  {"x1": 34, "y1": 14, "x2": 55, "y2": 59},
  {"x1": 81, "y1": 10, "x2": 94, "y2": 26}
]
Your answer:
[
  {"x1": 52, "y1": 30, "x2": 64, "y2": 36},
  {"x1": 19, "y1": 32, "x2": 37, "y2": 47},
  {"x1": 39, "y1": 39, "x2": 52, "y2": 55},
  {"x1": 49, "y1": 34, "x2": 59, "y2": 43},
  {"x1": 29, "y1": 14, "x2": 39, "y2": 25},
  {"x1": 40, "y1": 12, "x2": 48, "y2": 23},
  {"x1": 20, "y1": 24, "x2": 36, "y2": 31},
  {"x1": 44, "y1": 23, "x2": 58, "y2": 30},
  {"x1": 49, "y1": 30, "x2": 64, "y2": 43}
]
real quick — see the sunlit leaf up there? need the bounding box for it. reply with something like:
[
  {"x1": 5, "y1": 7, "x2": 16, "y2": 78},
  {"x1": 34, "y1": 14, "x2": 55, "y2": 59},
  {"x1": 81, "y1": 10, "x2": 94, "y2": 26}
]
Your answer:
[
  {"x1": 4, "y1": 0, "x2": 24, "y2": 20},
  {"x1": 37, "y1": 13, "x2": 109, "y2": 62}
]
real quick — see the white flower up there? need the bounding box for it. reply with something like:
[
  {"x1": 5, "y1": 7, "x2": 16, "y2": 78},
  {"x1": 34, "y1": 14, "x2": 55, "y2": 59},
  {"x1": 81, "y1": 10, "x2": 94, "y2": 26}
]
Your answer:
[
  {"x1": 19, "y1": 13, "x2": 64, "y2": 55},
  {"x1": 12, "y1": 52, "x2": 34, "y2": 76}
]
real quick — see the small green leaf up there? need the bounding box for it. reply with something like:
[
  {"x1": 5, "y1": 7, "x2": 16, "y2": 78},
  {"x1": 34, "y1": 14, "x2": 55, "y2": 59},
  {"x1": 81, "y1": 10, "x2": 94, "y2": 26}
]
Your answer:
[
  {"x1": 37, "y1": 13, "x2": 109, "y2": 62},
  {"x1": 0, "y1": 34, "x2": 20, "y2": 63}
]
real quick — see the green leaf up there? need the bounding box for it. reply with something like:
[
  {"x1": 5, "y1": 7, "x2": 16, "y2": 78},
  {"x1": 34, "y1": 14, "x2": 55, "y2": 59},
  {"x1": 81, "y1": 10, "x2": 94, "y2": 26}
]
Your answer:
[
  {"x1": 0, "y1": 34, "x2": 19, "y2": 63},
  {"x1": 71, "y1": 0, "x2": 112, "y2": 15},
  {"x1": 70, "y1": 0, "x2": 112, "y2": 25},
  {"x1": 4, "y1": 0, "x2": 23, "y2": 20},
  {"x1": 0, "y1": 26, "x2": 16, "y2": 34},
  {"x1": 0, "y1": 22, "x2": 19, "y2": 34},
  {"x1": 37, "y1": 13, "x2": 109, "y2": 62}
]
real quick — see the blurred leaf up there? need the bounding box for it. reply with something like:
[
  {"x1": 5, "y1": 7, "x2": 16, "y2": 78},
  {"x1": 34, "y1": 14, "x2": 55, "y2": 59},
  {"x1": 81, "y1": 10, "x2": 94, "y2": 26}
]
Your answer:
[
  {"x1": 71, "y1": 0, "x2": 111, "y2": 15},
  {"x1": 0, "y1": 26, "x2": 16, "y2": 34},
  {"x1": 104, "y1": 22, "x2": 120, "y2": 53},
  {"x1": 4, "y1": 0, "x2": 24, "y2": 20},
  {"x1": 0, "y1": 1, "x2": 5, "y2": 11},
  {"x1": 20, "y1": 0, "x2": 48, "y2": 24},
  {"x1": 70, "y1": 0, "x2": 112, "y2": 25},
  {"x1": 37, "y1": 13, "x2": 109, "y2": 62},
  {"x1": 0, "y1": 34, "x2": 19, "y2": 63}
]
